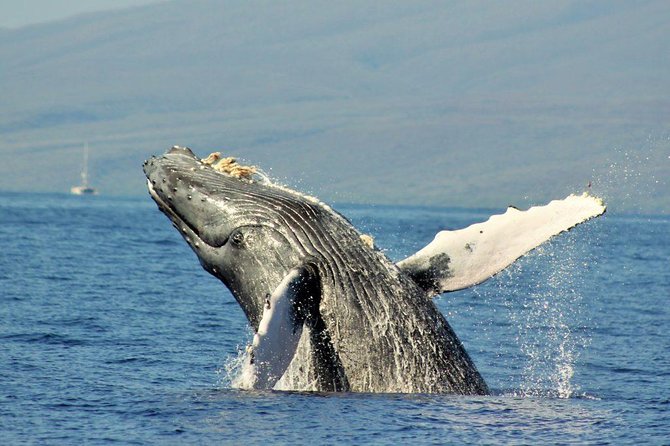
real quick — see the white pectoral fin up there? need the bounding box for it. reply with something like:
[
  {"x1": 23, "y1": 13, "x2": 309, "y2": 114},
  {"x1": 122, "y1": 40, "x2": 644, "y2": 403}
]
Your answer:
[
  {"x1": 243, "y1": 266, "x2": 318, "y2": 390},
  {"x1": 397, "y1": 193, "x2": 606, "y2": 295}
]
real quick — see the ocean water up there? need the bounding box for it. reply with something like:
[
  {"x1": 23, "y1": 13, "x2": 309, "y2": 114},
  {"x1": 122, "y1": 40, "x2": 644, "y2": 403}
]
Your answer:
[{"x1": 1, "y1": 192, "x2": 668, "y2": 445}]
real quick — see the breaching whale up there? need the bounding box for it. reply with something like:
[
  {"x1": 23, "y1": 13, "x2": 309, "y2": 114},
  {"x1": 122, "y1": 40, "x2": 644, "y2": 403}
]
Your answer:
[{"x1": 143, "y1": 146, "x2": 605, "y2": 394}]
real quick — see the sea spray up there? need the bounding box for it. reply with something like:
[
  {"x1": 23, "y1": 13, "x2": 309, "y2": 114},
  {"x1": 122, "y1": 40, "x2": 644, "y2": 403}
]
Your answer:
[
  {"x1": 470, "y1": 221, "x2": 600, "y2": 398},
  {"x1": 216, "y1": 344, "x2": 250, "y2": 389},
  {"x1": 590, "y1": 135, "x2": 669, "y2": 215},
  {"x1": 527, "y1": 230, "x2": 596, "y2": 398}
]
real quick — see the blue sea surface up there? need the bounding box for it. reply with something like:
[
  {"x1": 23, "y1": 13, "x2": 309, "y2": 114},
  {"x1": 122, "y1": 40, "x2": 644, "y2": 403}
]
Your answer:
[{"x1": 1, "y1": 192, "x2": 668, "y2": 445}]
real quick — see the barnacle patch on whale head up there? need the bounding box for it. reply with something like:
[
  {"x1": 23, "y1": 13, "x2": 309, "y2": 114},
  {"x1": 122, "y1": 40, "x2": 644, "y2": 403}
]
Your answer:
[{"x1": 201, "y1": 152, "x2": 257, "y2": 180}]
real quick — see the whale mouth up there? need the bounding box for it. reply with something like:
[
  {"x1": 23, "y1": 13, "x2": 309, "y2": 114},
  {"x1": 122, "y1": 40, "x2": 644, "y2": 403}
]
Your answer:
[
  {"x1": 144, "y1": 149, "x2": 238, "y2": 248},
  {"x1": 146, "y1": 179, "x2": 214, "y2": 248}
]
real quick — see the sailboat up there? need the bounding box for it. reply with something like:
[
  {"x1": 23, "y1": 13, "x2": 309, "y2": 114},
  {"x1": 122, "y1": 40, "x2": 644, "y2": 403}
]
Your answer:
[{"x1": 70, "y1": 143, "x2": 98, "y2": 195}]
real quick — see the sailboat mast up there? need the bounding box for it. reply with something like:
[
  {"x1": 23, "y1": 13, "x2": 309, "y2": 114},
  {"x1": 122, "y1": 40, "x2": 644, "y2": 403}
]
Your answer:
[
  {"x1": 71, "y1": 141, "x2": 97, "y2": 195},
  {"x1": 81, "y1": 143, "x2": 89, "y2": 187}
]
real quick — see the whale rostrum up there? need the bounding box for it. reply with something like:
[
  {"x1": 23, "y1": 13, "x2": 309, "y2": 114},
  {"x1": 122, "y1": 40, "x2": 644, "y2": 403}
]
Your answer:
[{"x1": 143, "y1": 146, "x2": 606, "y2": 394}]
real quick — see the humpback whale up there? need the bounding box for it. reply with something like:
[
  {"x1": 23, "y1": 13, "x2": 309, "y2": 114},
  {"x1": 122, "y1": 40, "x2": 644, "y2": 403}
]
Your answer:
[{"x1": 143, "y1": 146, "x2": 605, "y2": 394}]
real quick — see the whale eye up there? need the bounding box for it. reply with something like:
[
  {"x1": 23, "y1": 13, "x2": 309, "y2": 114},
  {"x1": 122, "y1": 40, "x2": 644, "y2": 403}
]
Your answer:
[{"x1": 230, "y1": 230, "x2": 245, "y2": 247}]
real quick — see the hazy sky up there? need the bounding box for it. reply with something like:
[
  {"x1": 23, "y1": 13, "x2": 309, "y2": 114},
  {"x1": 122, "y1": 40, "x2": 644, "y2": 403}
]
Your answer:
[{"x1": 0, "y1": 0, "x2": 163, "y2": 28}]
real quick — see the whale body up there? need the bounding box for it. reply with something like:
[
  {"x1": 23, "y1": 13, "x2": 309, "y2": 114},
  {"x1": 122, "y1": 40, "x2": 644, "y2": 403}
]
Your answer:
[{"x1": 143, "y1": 146, "x2": 605, "y2": 394}]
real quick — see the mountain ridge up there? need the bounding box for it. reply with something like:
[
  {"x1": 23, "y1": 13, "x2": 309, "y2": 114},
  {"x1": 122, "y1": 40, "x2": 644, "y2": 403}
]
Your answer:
[{"x1": 1, "y1": 0, "x2": 668, "y2": 213}]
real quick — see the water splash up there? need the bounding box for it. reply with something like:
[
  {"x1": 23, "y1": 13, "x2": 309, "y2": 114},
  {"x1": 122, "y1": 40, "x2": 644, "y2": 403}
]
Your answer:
[
  {"x1": 471, "y1": 137, "x2": 668, "y2": 398},
  {"x1": 521, "y1": 239, "x2": 585, "y2": 398},
  {"x1": 590, "y1": 135, "x2": 669, "y2": 215},
  {"x1": 469, "y1": 219, "x2": 599, "y2": 399},
  {"x1": 216, "y1": 345, "x2": 249, "y2": 389},
  {"x1": 527, "y1": 232, "x2": 595, "y2": 398}
]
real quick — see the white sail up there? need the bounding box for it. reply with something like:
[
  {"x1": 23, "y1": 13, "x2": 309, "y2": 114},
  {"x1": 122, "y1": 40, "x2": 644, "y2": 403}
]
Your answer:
[{"x1": 71, "y1": 143, "x2": 98, "y2": 195}]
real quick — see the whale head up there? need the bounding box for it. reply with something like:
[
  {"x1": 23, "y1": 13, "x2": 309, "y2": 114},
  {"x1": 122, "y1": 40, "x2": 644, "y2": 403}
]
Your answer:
[{"x1": 143, "y1": 146, "x2": 314, "y2": 329}]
